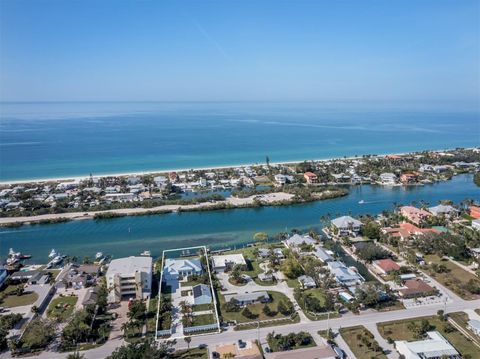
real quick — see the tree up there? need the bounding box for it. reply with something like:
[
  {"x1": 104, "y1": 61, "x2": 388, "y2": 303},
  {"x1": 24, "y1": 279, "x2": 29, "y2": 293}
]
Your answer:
[
  {"x1": 363, "y1": 221, "x2": 381, "y2": 240},
  {"x1": 280, "y1": 257, "x2": 304, "y2": 279},
  {"x1": 241, "y1": 306, "x2": 257, "y2": 319},
  {"x1": 230, "y1": 264, "x2": 245, "y2": 284},
  {"x1": 14, "y1": 285, "x2": 24, "y2": 297},
  {"x1": 106, "y1": 338, "x2": 173, "y2": 359},
  {"x1": 184, "y1": 336, "x2": 191, "y2": 349},
  {"x1": 262, "y1": 304, "x2": 274, "y2": 317},
  {"x1": 128, "y1": 300, "x2": 147, "y2": 321}
]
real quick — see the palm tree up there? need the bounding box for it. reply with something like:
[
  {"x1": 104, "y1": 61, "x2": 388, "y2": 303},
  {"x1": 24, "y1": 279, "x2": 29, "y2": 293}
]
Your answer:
[{"x1": 184, "y1": 336, "x2": 192, "y2": 349}]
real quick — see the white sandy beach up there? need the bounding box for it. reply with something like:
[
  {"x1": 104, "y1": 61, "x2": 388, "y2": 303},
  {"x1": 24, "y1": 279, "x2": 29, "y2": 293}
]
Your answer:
[{"x1": 0, "y1": 147, "x2": 465, "y2": 186}]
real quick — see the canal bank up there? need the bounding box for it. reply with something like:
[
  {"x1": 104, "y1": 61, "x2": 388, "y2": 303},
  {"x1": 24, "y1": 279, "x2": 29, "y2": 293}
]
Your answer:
[{"x1": 0, "y1": 174, "x2": 477, "y2": 263}]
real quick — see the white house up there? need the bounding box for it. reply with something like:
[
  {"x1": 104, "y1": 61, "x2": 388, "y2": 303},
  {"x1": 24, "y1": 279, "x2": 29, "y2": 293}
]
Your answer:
[
  {"x1": 379, "y1": 173, "x2": 397, "y2": 185},
  {"x1": 428, "y1": 204, "x2": 458, "y2": 217},
  {"x1": 224, "y1": 292, "x2": 270, "y2": 306},
  {"x1": 395, "y1": 331, "x2": 460, "y2": 359},
  {"x1": 163, "y1": 258, "x2": 203, "y2": 280},
  {"x1": 331, "y1": 216, "x2": 363, "y2": 236},
  {"x1": 211, "y1": 254, "x2": 247, "y2": 272},
  {"x1": 106, "y1": 256, "x2": 152, "y2": 303},
  {"x1": 285, "y1": 234, "x2": 316, "y2": 249},
  {"x1": 327, "y1": 261, "x2": 364, "y2": 286}
]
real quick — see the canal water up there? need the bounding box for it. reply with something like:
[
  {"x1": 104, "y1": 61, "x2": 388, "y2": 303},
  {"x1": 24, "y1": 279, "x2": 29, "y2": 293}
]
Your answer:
[{"x1": 0, "y1": 174, "x2": 477, "y2": 263}]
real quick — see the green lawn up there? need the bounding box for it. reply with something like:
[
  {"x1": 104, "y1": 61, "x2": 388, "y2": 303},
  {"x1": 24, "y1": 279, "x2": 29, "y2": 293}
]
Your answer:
[
  {"x1": 222, "y1": 246, "x2": 265, "y2": 278},
  {"x1": 235, "y1": 314, "x2": 300, "y2": 330},
  {"x1": 340, "y1": 326, "x2": 387, "y2": 359},
  {"x1": 146, "y1": 296, "x2": 158, "y2": 334},
  {"x1": 423, "y1": 254, "x2": 480, "y2": 300},
  {"x1": 191, "y1": 314, "x2": 216, "y2": 326},
  {"x1": 377, "y1": 315, "x2": 478, "y2": 358},
  {"x1": 46, "y1": 296, "x2": 78, "y2": 321},
  {"x1": 171, "y1": 348, "x2": 208, "y2": 359},
  {"x1": 191, "y1": 303, "x2": 212, "y2": 312},
  {"x1": 219, "y1": 291, "x2": 293, "y2": 323},
  {"x1": 0, "y1": 285, "x2": 38, "y2": 307}
]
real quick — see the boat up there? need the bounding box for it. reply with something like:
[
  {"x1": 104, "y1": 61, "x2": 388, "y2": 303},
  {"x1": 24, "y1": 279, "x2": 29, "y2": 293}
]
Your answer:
[
  {"x1": 140, "y1": 250, "x2": 151, "y2": 257},
  {"x1": 95, "y1": 252, "x2": 104, "y2": 260},
  {"x1": 358, "y1": 200, "x2": 365, "y2": 204},
  {"x1": 5, "y1": 248, "x2": 31, "y2": 266},
  {"x1": 49, "y1": 249, "x2": 57, "y2": 258}
]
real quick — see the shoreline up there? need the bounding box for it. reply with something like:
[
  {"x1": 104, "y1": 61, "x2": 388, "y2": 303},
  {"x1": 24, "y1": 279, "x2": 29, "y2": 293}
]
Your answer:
[{"x1": 0, "y1": 147, "x2": 472, "y2": 185}]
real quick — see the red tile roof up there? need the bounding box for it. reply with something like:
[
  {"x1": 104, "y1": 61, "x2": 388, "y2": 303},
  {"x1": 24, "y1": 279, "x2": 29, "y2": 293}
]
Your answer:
[{"x1": 374, "y1": 259, "x2": 401, "y2": 273}]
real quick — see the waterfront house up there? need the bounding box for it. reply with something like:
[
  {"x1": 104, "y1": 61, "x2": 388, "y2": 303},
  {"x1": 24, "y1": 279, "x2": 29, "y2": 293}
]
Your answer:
[
  {"x1": 298, "y1": 275, "x2": 316, "y2": 288},
  {"x1": 395, "y1": 331, "x2": 460, "y2": 359},
  {"x1": 372, "y1": 259, "x2": 400, "y2": 275},
  {"x1": 163, "y1": 258, "x2": 203, "y2": 280},
  {"x1": 153, "y1": 176, "x2": 168, "y2": 187},
  {"x1": 331, "y1": 216, "x2": 363, "y2": 237},
  {"x1": 211, "y1": 254, "x2": 247, "y2": 272},
  {"x1": 400, "y1": 206, "x2": 432, "y2": 225},
  {"x1": 470, "y1": 206, "x2": 480, "y2": 219},
  {"x1": 192, "y1": 284, "x2": 212, "y2": 305},
  {"x1": 400, "y1": 173, "x2": 419, "y2": 184},
  {"x1": 225, "y1": 292, "x2": 270, "y2": 306},
  {"x1": 303, "y1": 172, "x2": 318, "y2": 184},
  {"x1": 285, "y1": 234, "x2": 316, "y2": 249},
  {"x1": 379, "y1": 172, "x2": 397, "y2": 185},
  {"x1": 106, "y1": 256, "x2": 152, "y2": 303},
  {"x1": 428, "y1": 204, "x2": 458, "y2": 217},
  {"x1": 127, "y1": 176, "x2": 140, "y2": 185},
  {"x1": 382, "y1": 222, "x2": 439, "y2": 241}
]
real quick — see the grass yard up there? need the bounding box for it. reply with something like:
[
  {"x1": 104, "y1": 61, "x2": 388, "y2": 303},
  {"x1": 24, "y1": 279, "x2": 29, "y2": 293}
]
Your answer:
[
  {"x1": 190, "y1": 314, "x2": 216, "y2": 326},
  {"x1": 46, "y1": 295, "x2": 78, "y2": 321},
  {"x1": 286, "y1": 278, "x2": 301, "y2": 289},
  {"x1": 223, "y1": 246, "x2": 265, "y2": 278},
  {"x1": 145, "y1": 296, "x2": 158, "y2": 334},
  {"x1": 191, "y1": 303, "x2": 212, "y2": 312},
  {"x1": 219, "y1": 291, "x2": 293, "y2": 323},
  {"x1": 340, "y1": 326, "x2": 387, "y2": 359},
  {"x1": 377, "y1": 315, "x2": 478, "y2": 358},
  {"x1": 424, "y1": 254, "x2": 480, "y2": 300},
  {"x1": 0, "y1": 285, "x2": 38, "y2": 307},
  {"x1": 235, "y1": 314, "x2": 300, "y2": 330},
  {"x1": 267, "y1": 331, "x2": 316, "y2": 352},
  {"x1": 171, "y1": 348, "x2": 208, "y2": 359}
]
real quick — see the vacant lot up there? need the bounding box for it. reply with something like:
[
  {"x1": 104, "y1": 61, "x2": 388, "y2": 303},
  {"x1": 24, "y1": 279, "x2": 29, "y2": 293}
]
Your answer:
[
  {"x1": 377, "y1": 315, "x2": 478, "y2": 358},
  {"x1": 219, "y1": 291, "x2": 293, "y2": 323},
  {"x1": 47, "y1": 295, "x2": 78, "y2": 321},
  {"x1": 0, "y1": 285, "x2": 38, "y2": 307},
  {"x1": 340, "y1": 326, "x2": 387, "y2": 359},
  {"x1": 424, "y1": 254, "x2": 480, "y2": 300}
]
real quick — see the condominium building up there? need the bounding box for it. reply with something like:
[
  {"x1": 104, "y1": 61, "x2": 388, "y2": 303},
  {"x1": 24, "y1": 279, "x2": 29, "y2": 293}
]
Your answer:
[{"x1": 106, "y1": 256, "x2": 152, "y2": 303}]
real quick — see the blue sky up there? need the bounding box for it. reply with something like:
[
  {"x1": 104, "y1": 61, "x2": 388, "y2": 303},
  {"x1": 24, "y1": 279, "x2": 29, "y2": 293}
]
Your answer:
[{"x1": 0, "y1": 0, "x2": 478, "y2": 103}]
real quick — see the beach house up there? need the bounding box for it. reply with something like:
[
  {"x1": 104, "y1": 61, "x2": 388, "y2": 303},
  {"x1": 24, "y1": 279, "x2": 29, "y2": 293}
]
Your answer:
[
  {"x1": 303, "y1": 172, "x2": 318, "y2": 184},
  {"x1": 163, "y1": 258, "x2": 203, "y2": 280},
  {"x1": 400, "y1": 206, "x2": 432, "y2": 225},
  {"x1": 211, "y1": 254, "x2": 247, "y2": 272},
  {"x1": 331, "y1": 216, "x2": 363, "y2": 237}
]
